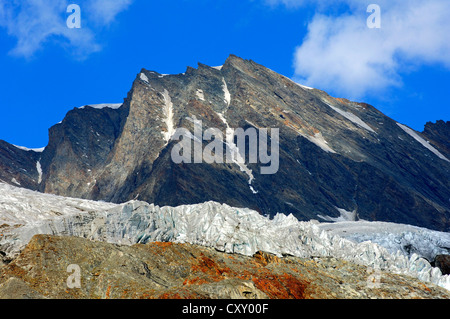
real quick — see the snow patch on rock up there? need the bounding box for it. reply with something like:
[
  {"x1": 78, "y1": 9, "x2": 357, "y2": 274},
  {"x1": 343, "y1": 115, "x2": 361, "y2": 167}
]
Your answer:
[
  {"x1": 36, "y1": 161, "x2": 42, "y2": 184},
  {"x1": 318, "y1": 207, "x2": 358, "y2": 222},
  {"x1": 216, "y1": 112, "x2": 257, "y2": 194},
  {"x1": 397, "y1": 123, "x2": 450, "y2": 162},
  {"x1": 305, "y1": 132, "x2": 336, "y2": 154},
  {"x1": 326, "y1": 103, "x2": 376, "y2": 133},
  {"x1": 196, "y1": 89, "x2": 205, "y2": 101},
  {"x1": 140, "y1": 72, "x2": 149, "y2": 83},
  {"x1": 13, "y1": 145, "x2": 45, "y2": 153},
  {"x1": 161, "y1": 89, "x2": 175, "y2": 143},
  {"x1": 222, "y1": 78, "x2": 231, "y2": 106}
]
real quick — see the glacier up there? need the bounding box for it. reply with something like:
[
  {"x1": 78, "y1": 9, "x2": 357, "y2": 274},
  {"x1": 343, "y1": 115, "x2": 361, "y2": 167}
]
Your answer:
[
  {"x1": 318, "y1": 220, "x2": 450, "y2": 262},
  {"x1": 0, "y1": 182, "x2": 449, "y2": 291}
]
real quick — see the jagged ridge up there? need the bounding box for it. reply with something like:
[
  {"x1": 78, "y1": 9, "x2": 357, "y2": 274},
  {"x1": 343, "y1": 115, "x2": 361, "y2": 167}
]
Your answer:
[{"x1": 0, "y1": 55, "x2": 449, "y2": 231}]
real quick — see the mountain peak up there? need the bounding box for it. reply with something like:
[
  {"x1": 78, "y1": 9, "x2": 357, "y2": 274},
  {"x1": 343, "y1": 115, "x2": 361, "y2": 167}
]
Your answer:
[{"x1": 0, "y1": 56, "x2": 449, "y2": 231}]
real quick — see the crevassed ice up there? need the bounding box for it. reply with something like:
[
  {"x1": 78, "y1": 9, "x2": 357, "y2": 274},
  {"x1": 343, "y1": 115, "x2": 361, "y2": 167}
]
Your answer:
[
  {"x1": 318, "y1": 220, "x2": 450, "y2": 262},
  {"x1": 0, "y1": 182, "x2": 449, "y2": 291}
]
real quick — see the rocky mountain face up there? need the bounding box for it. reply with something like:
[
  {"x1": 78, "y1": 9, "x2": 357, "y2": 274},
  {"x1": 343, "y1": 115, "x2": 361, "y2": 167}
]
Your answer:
[
  {"x1": 0, "y1": 54, "x2": 449, "y2": 231},
  {"x1": 423, "y1": 120, "x2": 450, "y2": 159},
  {"x1": 1, "y1": 234, "x2": 449, "y2": 299},
  {"x1": 0, "y1": 141, "x2": 41, "y2": 190}
]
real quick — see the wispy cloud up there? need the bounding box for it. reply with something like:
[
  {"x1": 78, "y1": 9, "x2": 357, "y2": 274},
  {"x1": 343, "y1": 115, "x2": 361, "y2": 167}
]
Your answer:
[
  {"x1": 86, "y1": 0, "x2": 133, "y2": 25},
  {"x1": 0, "y1": 0, "x2": 133, "y2": 59},
  {"x1": 266, "y1": 0, "x2": 450, "y2": 98}
]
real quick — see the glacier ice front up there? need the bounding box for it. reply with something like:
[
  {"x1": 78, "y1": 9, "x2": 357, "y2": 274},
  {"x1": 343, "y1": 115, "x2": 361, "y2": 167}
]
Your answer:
[
  {"x1": 318, "y1": 220, "x2": 450, "y2": 262},
  {"x1": 0, "y1": 182, "x2": 449, "y2": 291}
]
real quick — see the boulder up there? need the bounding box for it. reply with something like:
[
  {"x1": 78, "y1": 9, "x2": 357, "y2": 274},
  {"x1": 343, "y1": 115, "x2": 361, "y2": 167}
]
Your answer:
[{"x1": 434, "y1": 255, "x2": 450, "y2": 275}]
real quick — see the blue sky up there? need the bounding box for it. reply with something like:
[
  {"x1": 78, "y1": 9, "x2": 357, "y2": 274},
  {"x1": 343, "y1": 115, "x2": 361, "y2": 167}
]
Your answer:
[{"x1": 0, "y1": 0, "x2": 449, "y2": 148}]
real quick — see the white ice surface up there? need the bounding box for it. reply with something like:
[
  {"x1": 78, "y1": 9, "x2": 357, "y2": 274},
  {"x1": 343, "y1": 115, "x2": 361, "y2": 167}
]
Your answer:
[
  {"x1": 0, "y1": 183, "x2": 116, "y2": 229},
  {"x1": 0, "y1": 182, "x2": 449, "y2": 291},
  {"x1": 318, "y1": 220, "x2": 450, "y2": 264}
]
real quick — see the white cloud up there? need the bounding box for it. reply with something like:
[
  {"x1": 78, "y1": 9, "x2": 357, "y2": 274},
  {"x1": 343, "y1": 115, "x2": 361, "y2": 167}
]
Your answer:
[
  {"x1": 268, "y1": 0, "x2": 450, "y2": 98},
  {"x1": 86, "y1": 0, "x2": 133, "y2": 25},
  {"x1": 265, "y1": 0, "x2": 305, "y2": 8},
  {"x1": 0, "y1": 0, "x2": 133, "y2": 59},
  {"x1": 265, "y1": 0, "x2": 359, "y2": 10}
]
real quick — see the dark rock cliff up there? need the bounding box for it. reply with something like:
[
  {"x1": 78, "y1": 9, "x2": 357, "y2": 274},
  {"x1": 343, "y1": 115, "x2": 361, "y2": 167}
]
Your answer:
[
  {"x1": 423, "y1": 120, "x2": 450, "y2": 159},
  {"x1": 1, "y1": 55, "x2": 449, "y2": 231}
]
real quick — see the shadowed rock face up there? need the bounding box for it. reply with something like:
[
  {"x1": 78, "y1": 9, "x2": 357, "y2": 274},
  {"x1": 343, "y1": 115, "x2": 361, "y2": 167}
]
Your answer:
[
  {"x1": 0, "y1": 141, "x2": 41, "y2": 189},
  {"x1": 433, "y1": 255, "x2": 450, "y2": 276},
  {"x1": 423, "y1": 120, "x2": 450, "y2": 159},
  {"x1": 1, "y1": 234, "x2": 449, "y2": 299},
  {"x1": 0, "y1": 55, "x2": 449, "y2": 231}
]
